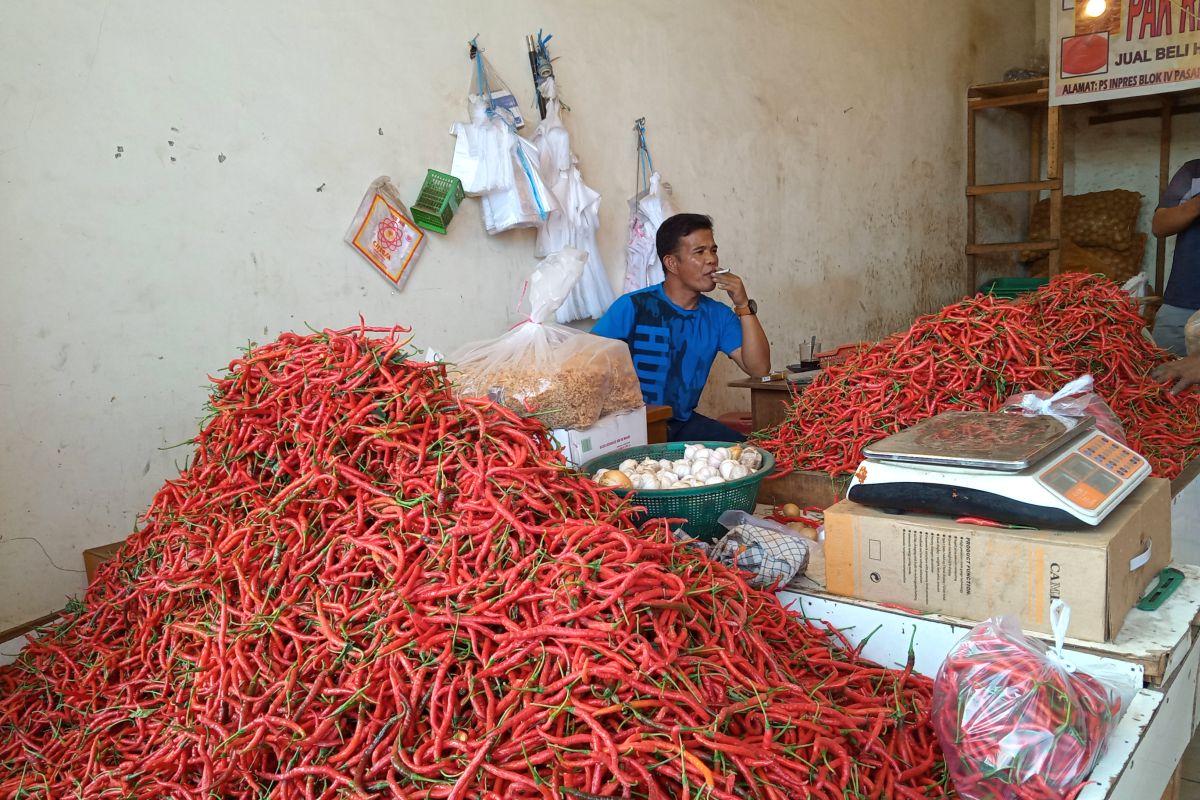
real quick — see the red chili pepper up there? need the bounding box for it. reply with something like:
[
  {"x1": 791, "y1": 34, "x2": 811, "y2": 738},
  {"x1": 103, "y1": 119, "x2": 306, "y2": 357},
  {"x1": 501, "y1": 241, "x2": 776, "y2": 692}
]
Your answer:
[
  {"x1": 0, "y1": 325, "x2": 958, "y2": 799},
  {"x1": 761, "y1": 274, "x2": 1200, "y2": 482}
]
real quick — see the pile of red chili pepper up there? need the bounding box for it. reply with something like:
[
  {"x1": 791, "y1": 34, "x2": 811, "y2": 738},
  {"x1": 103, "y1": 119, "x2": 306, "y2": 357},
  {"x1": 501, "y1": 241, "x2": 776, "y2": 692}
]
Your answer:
[
  {"x1": 932, "y1": 616, "x2": 1120, "y2": 800},
  {"x1": 761, "y1": 274, "x2": 1200, "y2": 480},
  {"x1": 0, "y1": 325, "x2": 953, "y2": 799}
]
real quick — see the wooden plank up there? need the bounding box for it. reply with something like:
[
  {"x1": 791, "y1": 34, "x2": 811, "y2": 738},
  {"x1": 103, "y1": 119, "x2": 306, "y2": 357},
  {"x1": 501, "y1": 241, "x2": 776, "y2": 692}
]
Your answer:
[
  {"x1": 0, "y1": 610, "x2": 63, "y2": 644},
  {"x1": 968, "y1": 91, "x2": 1049, "y2": 111},
  {"x1": 1171, "y1": 458, "x2": 1200, "y2": 498},
  {"x1": 1030, "y1": 109, "x2": 1043, "y2": 232},
  {"x1": 1048, "y1": 104, "x2": 1063, "y2": 277},
  {"x1": 966, "y1": 240, "x2": 1056, "y2": 255},
  {"x1": 967, "y1": 104, "x2": 977, "y2": 295},
  {"x1": 1089, "y1": 102, "x2": 1200, "y2": 126},
  {"x1": 967, "y1": 179, "x2": 1061, "y2": 196},
  {"x1": 1159, "y1": 97, "x2": 1174, "y2": 293},
  {"x1": 969, "y1": 76, "x2": 1049, "y2": 99},
  {"x1": 1158, "y1": 765, "x2": 1182, "y2": 800},
  {"x1": 646, "y1": 404, "x2": 671, "y2": 444},
  {"x1": 758, "y1": 469, "x2": 850, "y2": 509}
]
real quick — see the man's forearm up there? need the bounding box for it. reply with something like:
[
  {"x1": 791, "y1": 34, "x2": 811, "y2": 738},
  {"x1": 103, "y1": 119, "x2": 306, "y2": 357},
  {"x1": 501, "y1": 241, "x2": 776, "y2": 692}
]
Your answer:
[
  {"x1": 1153, "y1": 197, "x2": 1200, "y2": 237},
  {"x1": 740, "y1": 316, "x2": 771, "y2": 377}
]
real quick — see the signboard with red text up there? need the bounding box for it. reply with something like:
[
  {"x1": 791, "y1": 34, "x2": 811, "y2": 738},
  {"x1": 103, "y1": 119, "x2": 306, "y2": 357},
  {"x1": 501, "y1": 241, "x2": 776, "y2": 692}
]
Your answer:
[{"x1": 1051, "y1": 0, "x2": 1200, "y2": 105}]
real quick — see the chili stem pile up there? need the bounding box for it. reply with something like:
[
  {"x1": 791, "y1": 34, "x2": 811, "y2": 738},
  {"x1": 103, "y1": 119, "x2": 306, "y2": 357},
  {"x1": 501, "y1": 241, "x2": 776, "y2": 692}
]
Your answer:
[
  {"x1": 1, "y1": 325, "x2": 951, "y2": 799},
  {"x1": 761, "y1": 274, "x2": 1200, "y2": 480}
]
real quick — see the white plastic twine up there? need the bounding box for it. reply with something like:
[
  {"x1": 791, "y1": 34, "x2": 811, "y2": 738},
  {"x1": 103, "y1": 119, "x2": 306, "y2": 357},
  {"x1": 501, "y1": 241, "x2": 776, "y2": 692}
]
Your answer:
[
  {"x1": 1046, "y1": 599, "x2": 1077, "y2": 673},
  {"x1": 1012, "y1": 375, "x2": 1095, "y2": 427}
]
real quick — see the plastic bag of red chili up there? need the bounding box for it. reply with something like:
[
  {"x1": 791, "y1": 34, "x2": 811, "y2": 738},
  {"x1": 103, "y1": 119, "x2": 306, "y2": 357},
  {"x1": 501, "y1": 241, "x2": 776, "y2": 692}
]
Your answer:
[{"x1": 932, "y1": 603, "x2": 1122, "y2": 800}]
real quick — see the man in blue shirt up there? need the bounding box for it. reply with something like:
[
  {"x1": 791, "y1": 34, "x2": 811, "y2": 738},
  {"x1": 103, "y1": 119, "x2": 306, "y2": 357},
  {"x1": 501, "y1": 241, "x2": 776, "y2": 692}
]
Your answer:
[
  {"x1": 592, "y1": 214, "x2": 771, "y2": 442},
  {"x1": 1152, "y1": 159, "x2": 1200, "y2": 355}
]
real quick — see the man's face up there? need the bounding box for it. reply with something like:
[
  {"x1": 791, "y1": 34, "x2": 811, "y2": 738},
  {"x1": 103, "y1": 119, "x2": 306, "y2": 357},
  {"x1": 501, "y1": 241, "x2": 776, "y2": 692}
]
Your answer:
[{"x1": 664, "y1": 229, "x2": 719, "y2": 293}]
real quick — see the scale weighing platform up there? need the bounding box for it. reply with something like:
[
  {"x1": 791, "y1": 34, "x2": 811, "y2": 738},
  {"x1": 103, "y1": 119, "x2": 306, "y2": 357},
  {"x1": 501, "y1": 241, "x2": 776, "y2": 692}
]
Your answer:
[{"x1": 846, "y1": 411, "x2": 1150, "y2": 529}]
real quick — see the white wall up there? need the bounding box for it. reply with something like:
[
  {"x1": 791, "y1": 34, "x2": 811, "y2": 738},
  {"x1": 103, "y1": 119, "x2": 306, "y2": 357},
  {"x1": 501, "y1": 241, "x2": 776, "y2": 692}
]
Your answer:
[{"x1": 0, "y1": 1, "x2": 1037, "y2": 629}]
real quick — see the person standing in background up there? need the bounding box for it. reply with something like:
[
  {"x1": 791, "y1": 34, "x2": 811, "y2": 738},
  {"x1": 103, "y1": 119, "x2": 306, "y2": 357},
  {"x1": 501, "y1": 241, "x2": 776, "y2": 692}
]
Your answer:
[{"x1": 1151, "y1": 159, "x2": 1200, "y2": 355}]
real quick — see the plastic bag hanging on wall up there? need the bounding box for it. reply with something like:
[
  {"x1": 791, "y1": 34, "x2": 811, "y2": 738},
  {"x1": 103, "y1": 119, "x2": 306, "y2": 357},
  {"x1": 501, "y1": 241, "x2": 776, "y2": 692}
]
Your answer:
[
  {"x1": 623, "y1": 118, "x2": 677, "y2": 293},
  {"x1": 344, "y1": 176, "x2": 425, "y2": 290},
  {"x1": 527, "y1": 37, "x2": 613, "y2": 323},
  {"x1": 449, "y1": 37, "x2": 553, "y2": 234}
]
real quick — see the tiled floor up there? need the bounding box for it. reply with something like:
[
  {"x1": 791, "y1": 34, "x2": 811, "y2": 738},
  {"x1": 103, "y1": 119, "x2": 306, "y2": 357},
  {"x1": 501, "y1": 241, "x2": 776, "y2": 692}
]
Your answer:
[{"x1": 1183, "y1": 735, "x2": 1200, "y2": 799}]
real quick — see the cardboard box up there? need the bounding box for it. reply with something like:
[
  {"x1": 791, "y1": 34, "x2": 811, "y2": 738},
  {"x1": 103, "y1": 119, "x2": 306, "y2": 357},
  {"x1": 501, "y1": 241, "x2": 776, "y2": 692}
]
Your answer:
[
  {"x1": 824, "y1": 478, "x2": 1171, "y2": 642},
  {"x1": 83, "y1": 540, "x2": 126, "y2": 584},
  {"x1": 551, "y1": 406, "x2": 648, "y2": 467}
]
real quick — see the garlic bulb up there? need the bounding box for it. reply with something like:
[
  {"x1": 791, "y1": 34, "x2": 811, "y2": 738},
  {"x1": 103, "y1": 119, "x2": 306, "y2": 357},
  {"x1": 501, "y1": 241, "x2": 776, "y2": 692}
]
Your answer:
[
  {"x1": 593, "y1": 441, "x2": 761, "y2": 493},
  {"x1": 738, "y1": 447, "x2": 763, "y2": 470}
]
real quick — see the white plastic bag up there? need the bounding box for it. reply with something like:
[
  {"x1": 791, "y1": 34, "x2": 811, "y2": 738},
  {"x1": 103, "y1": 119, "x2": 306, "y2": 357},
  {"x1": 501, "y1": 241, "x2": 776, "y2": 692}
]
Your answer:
[
  {"x1": 450, "y1": 250, "x2": 643, "y2": 430},
  {"x1": 480, "y1": 137, "x2": 554, "y2": 235},
  {"x1": 1003, "y1": 374, "x2": 1127, "y2": 444},
  {"x1": 450, "y1": 41, "x2": 553, "y2": 230},
  {"x1": 529, "y1": 78, "x2": 613, "y2": 321},
  {"x1": 624, "y1": 172, "x2": 676, "y2": 292},
  {"x1": 1185, "y1": 309, "x2": 1200, "y2": 356}
]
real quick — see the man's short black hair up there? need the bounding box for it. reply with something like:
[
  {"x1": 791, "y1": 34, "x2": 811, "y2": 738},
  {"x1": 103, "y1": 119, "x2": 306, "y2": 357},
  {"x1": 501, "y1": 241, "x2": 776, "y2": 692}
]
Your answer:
[{"x1": 657, "y1": 213, "x2": 714, "y2": 265}]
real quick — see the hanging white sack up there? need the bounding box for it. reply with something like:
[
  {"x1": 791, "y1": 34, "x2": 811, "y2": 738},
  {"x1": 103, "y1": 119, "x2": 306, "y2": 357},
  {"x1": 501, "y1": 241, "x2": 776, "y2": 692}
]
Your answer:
[
  {"x1": 529, "y1": 78, "x2": 613, "y2": 322},
  {"x1": 480, "y1": 136, "x2": 554, "y2": 235},
  {"x1": 624, "y1": 172, "x2": 676, "y2": 292}
]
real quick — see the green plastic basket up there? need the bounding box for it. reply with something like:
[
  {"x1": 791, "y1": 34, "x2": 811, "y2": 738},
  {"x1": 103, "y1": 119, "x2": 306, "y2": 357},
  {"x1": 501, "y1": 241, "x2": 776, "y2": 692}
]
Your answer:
[
  {"x1": 411, "y1": 170, "x2": 464, "y2": 234},
  {"x1": 978, "y1": 277, "x2": 1049, "y2": 300},
  {"x1": 580, "y1": 441, "x2": 775, "y2": 542}
]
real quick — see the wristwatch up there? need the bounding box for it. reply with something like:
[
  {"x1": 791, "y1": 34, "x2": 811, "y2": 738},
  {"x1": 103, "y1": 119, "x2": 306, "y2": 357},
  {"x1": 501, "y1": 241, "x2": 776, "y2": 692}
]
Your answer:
[{"x1": 734, "y1": 299, "x2": 758, "y2": 317}]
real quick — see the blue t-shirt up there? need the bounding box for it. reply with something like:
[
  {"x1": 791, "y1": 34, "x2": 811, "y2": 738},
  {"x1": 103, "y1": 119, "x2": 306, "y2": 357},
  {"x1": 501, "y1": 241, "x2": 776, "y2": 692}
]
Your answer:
[
  {"x1": 591, "y1": 284, "x2": 742, "y2": 421},
  {"x1": 1161, "y1": 159, "x2": 1200, "y2": 309}
]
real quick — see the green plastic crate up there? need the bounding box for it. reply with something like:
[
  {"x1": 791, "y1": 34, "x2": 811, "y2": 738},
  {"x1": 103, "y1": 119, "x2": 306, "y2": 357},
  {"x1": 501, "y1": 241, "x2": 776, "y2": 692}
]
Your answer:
[
  {"x1": 580, "y1": 441, "x2": 775, "y2": 542},
  {"x1": 978, "y1": 277, "x2": 1049, "y2": 300},
  {"x1": 411, "y1": 170, "x2": 464, "y2": 234}
]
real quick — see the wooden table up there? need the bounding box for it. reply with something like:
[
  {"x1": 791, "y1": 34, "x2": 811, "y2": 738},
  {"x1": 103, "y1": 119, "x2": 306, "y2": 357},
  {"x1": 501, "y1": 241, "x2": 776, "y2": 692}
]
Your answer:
[
  {"x1": 726, "y1": 377, "x2": 800, "y2": 431},
  {"x1": 646, "y1": 405, "x2": 672, "y2": 444}
]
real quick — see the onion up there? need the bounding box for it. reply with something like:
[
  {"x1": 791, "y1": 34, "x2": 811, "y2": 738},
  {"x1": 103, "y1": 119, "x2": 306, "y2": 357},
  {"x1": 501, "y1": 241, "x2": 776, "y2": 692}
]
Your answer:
[{"x1": 597, "y1": 469, "x2": 633, "y2": 489}]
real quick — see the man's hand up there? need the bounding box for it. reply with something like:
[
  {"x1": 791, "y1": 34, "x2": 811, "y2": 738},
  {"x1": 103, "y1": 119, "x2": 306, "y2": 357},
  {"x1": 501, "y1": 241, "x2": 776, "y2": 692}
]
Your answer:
[
  {"x1": 713, "y1": 271, "x2": 749, "y2": 307},
  {"x1": 1151, "y1": 354, "x2": 1200, "y2": 395}
]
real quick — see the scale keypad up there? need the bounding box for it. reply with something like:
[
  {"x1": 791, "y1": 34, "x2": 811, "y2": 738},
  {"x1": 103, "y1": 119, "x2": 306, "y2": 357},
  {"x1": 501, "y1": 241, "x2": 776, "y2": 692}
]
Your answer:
[
  {"x1": 1078, "y1": 434, "x2": 1142, "y2": 478},
  {"x1": 1036, "y1": 435, "x2": 1138, "y2": 511}
]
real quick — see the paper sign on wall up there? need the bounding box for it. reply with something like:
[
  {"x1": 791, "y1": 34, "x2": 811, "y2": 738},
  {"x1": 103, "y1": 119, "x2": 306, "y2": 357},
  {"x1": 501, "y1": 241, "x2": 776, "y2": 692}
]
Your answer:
[
  {"x1": 345, "y1": 176, "x2": 425, "y2": 289},
  {"x1": 1051, "y1": 0, "x2": 1200, "y2": 105}
]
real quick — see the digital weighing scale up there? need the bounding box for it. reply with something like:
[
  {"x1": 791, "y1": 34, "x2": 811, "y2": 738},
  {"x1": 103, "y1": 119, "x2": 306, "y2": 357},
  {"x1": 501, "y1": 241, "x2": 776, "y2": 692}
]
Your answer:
[{"x1": 846, "y1": 411, "x2": 1150, "y2": 529}]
